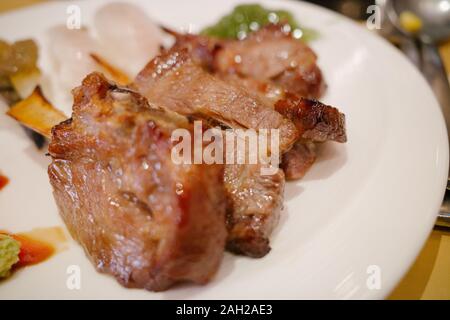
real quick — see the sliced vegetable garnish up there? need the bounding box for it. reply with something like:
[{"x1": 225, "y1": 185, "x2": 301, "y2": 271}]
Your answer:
[
  {"x1": 10, "y1": 67, "x2": 41, "y2": 99},
  {"x1": 0, "y1": 39, "x2": 39, "y2": 76},
  {"x1": 90, "y1": 53, "x2": 131, "y2": 85},
  {"x1": 0, "y1": 38, "x2": 45, "y2": 148},
  {"x1": 0, "y1": 39, "x2": 41, "y2": 98},
  {"x1": 6, "y1": 86, "x2": 67, "y2": 138},
  {"x1": 200, "y1": 4, "x2": 318, "y2": 41}
]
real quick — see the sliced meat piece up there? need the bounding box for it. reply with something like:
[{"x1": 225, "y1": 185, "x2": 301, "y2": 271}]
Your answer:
[
  {"x1": 224, "y1": 164, "x2": 285, "y2": 258},
  {"x1": 134, "y1": 47, "x2": 299, "y2": 152},
  {"x1": 275, "y1": 93, "x2": 347, "y2": 143},
  {"x1": 161, "y1": 27, "x2": 345, "y2": 184},
  {"x1": 160, "y1": 27, "x2": 345, "y2": 146},
  {"x1": 212, "y1": 24, "x2": 326, "y2": 99},
  {"x1": 281, "y1": 141, "x2": 316, "y2": 180},
  {"x1": 217, "y1": 73, "x2": 285, "y2": 106},
  {"x1": 215, "y1": 74, "x2": 346, "y2": 144},
  {"x1": 48, "y1": 72, "x2": 227, "y2": 291},
  {"x1": 134, "y1": 50, "x2": 291, "y2": 258},
  {"x1": 277, "y1": 95, "x2": 345, "y2": 180},
  {"x1": 161, "y1": 27, "x2": 218, "y2": 70}
]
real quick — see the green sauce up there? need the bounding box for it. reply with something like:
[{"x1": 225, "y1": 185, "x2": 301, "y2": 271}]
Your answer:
[
  {"x1": 0, "y1": 234, "x2": 20, "y2": 278},
  {"x1": 201, "y1": 4, "x2": 318, "y2": 42}
]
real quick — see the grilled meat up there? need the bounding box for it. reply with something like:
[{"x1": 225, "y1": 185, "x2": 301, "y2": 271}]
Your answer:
[
  {"x1": 48, "y1": 72, "x2": 227, "y2": 291},
  {"x1": 217, "y1": 73, "x2": 285, "y2": 106},
  {"x1": 213, "y1": 24, "x2": 326, "y2": 99},
  {"x1": 281, "y1": 141, "x2": 316, "y2": 180},
  {"x1": 134, "y1": 49, "x2": 291, "y2": 257},
  {"x1": 166, "y1": 24, "x2": 326, "y2": 99},
  {"x1": 216, "y1": 74, "x2": 346, "y2": 143},
  {"x1": 275, "y1": 94, "x2": 346, "y2": 179},
  {"x1": 40, "y1": 15, "x2": 348, "y2": 289},
  {"x1": 134, "y1": 47, "x2": 298, "y2": 152},
  {"x1": 213, "y1": 75, "x2": 345, "y2": 180},
  {"x1": 161, "y1": 26, "x2": 345, "y2": 146},
  {"x1": 224, "y1": 164, "x2": 284, "y2": 257},
  {"x1": 275, "y1": 94, "x2": 347, "y2": 143},
  {"x1": 162, "y1": 28, "x2": 218, "y2": 71},
  {"x1": 220, "y1": 77, "x2": 345, "y2": 179},
  {"x1": 214, "y1": 74, "x2": 346, "y2": 144},
  {"x1": 133, "y1": 35, "x2": 346, "y2": 257}
]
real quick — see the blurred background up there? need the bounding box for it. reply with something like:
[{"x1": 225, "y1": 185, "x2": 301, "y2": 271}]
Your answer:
[
  {"x1": 0, "y1": 0, "x2": 376, "y2": 19},
  {"x1": 308, "y1": 0, "x2": 375, "y2": 19},
  {"x1": 1, "y1": 0, "x2": 449, "y2": 300}
]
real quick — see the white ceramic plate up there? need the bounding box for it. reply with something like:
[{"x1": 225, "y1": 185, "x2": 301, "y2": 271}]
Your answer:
[{"x1": 0, "y1": 0, "x2": 447, "y2": 299}]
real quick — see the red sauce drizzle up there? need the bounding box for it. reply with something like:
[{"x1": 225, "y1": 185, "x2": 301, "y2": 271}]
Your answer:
[
  {"x1": 11, "y1": 234, "x2": 54, "y2": 267},
  {"x1": 0, "y1": 231, "x2": 54, "y2": 269},
  {"x1": 0, "y1": 174, "x2": 9, "y2": 190}
]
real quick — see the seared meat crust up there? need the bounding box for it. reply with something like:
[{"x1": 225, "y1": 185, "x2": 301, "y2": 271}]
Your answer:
[
  {"x1": 48, "y1": 72, "x2": 227, "y2": 291},
  {"x1": 275, "y1": 94, "x2": 347, "y2": 143}
]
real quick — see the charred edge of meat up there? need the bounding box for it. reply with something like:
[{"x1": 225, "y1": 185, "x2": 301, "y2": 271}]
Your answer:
[
  {"x1": 275, "y1": 94, "x2": 347, "y2": 143},
  {"x1": 223, "y1": 165, "x2": 285, "y2": 258},
  {"x1": 225, "y1": 214, "x2": 271, "y2": 258}
]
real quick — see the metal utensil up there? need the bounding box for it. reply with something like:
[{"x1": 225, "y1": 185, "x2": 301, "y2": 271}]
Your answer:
[{"x1": 382, "y1": 0, "x2": 450, "y2": 226}]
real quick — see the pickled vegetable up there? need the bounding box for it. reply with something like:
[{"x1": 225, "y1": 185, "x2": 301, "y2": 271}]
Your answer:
[
  {"x1": 201, "y1": 4, "x2": 317, "y2": 41},
  {"x1": 0, "y1": 39, "x2": 39, "y2": 77},
  {"x1": 7, "y1": 86, "x2": 67, "y2": 138},
  {"x1": 0, "y1": 39, "x2": 41, "y2": 99},
  {"x1": 0, "y1": 38, "x2": 45, "y2": 148}
]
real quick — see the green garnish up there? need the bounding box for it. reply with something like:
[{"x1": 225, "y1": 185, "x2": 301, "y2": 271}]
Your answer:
[
  {"x1": 0, "y1": 234, "x2": 20, "y2": 278},
  {"x1": 0, "y1": 39, "x2": 38, "y2": 76},
  {"x1": 0, "y1": 39, "x2": 40, "y2": 102},
  {"x1": 201, "y1": 4, "x2": 318, "y2": 42}
]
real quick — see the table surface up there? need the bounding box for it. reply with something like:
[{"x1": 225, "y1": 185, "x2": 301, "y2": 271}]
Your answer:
[{"x1": 1, "y1": 0, "x2": 449, "y2": 300}]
